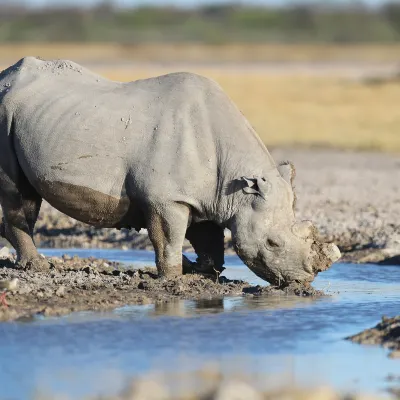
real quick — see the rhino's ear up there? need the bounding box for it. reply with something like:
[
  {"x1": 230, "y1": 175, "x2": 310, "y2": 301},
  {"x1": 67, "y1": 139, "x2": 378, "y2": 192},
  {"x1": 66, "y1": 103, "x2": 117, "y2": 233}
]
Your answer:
[
  {"x1": 241, "y1": 177, "x2": 270, "y2": 199},
  {"x1": 277, "y1": 161, "x2": 296, "y2": 187}
]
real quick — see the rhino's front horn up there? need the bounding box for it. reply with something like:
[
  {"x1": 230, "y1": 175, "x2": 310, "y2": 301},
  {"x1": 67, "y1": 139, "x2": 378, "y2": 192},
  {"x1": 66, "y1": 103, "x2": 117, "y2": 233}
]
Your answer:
[
  {"x1": 324, "y1": 243, "x2": 341, "y2": 262},
  {"x1": 314, "y1": 242, "x2": 341, "y2": 273}
]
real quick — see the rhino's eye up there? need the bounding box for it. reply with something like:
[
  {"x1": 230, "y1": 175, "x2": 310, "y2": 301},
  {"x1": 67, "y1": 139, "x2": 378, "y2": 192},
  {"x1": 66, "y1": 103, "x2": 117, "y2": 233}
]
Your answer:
[{"x1": 267, "y1": 239, "x2": 280, "y2": 248}]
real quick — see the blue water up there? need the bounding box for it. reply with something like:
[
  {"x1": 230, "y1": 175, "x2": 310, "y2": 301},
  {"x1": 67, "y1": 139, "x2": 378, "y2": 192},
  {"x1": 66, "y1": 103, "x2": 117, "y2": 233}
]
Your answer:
[{"x1": 0, "y1": 248, "x2": 399, "y2": 399}]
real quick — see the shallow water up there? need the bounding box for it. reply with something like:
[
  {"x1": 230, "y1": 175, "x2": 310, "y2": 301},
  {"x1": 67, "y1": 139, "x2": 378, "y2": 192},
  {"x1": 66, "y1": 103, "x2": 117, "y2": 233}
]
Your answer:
[{"x1": 1, "y1": 248, "x2": 399, "y2": 399}]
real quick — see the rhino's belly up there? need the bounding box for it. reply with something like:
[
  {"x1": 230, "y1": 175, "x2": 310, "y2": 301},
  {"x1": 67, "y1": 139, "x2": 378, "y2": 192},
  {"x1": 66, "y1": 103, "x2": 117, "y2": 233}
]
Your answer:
[{"x1": 37, "y1": 179, "x2": 145, "y2": 230}]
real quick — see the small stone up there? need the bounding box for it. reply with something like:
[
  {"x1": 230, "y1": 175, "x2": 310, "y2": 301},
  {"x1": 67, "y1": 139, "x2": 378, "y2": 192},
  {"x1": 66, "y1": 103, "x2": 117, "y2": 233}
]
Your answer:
[
  {"x1": 56, "y1": 286, "x2": 66, "y2": 297},
  {"x1": 0, "y1": 247, "x2": 10, "y2": 259},
  {"x1": 389, "y1": 350, "x2": 400, "y2": 359},
  {"x1": 214, "y1": 381, "x2": 263, "y2": 400},
  {"x1": 138, "y1": 281, "x2": 149, "y2": 290},
  {"x1": 18, "y1": 287, "x2": 32, "y2": 295},
  {"x1": 125, "y1": 378, "x2": 168, "y2": 400},
  {"x1": 305, "y1": 387, "x2": 338, "y2": 400},
  {"x1": 81, "y1": 266, "x2": 98, "y2": 275}
]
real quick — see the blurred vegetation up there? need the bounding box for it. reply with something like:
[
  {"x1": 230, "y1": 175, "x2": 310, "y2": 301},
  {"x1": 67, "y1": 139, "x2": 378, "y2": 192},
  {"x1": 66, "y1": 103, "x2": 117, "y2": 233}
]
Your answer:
[{"x1": 2, "y1": 1, "x2": 400, "y2": 44}]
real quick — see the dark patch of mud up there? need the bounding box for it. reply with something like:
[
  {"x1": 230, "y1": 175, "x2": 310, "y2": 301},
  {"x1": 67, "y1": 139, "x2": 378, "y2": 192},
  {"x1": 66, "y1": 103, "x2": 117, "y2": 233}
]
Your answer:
[
  {"x1": 0, "y1": 255, "x2": 325, "y2": 322},
  {"x1": 346, "y1": 316, "x2": 400, "y2": 359}
]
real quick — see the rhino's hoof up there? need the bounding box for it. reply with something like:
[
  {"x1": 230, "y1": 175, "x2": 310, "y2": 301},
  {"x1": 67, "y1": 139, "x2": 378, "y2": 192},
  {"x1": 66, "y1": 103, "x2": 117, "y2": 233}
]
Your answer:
[
  {"x1": 183, "y1": 256, "x2": 226, "y2": 277},
  {"x1": 16, "y1": 257, "x2": 51, "y2": 272},
  {"x1": 182, "y1": 255, "x2": 195, "y2": 275}
]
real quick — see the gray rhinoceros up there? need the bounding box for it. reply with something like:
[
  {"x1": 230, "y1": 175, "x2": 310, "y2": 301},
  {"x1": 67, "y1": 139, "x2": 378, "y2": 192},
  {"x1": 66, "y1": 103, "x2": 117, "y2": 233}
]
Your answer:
[{"x1": 0, "y1": 57, "x2": 340, "y2": 286}]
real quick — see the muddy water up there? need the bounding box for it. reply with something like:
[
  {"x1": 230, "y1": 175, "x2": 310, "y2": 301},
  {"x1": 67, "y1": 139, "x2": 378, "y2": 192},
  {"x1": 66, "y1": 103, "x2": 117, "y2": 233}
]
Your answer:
[{"x1": 1, "y1": 249, "x2": 399, "y2": 400}]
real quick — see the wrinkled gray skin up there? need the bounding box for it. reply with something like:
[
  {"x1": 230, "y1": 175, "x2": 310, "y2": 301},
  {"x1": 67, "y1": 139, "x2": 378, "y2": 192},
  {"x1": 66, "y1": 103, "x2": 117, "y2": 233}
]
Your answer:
[{"x1": 0, "y1": 57, "x2": 340, "y2": 286}]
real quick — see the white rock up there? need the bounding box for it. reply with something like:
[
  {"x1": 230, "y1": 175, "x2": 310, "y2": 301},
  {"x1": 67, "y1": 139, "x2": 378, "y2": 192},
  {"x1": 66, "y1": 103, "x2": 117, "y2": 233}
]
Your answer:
[
  {"x1": 56, "y1": 286, "x2": 66, "y2": 297},
  {"x1": 214, "y1": 381, "x2": 263, "y2": 400},
  {"x1": 0, "y1": 247, "x2": 10, "y2": 259},
  {"x1": 125, "y1": 378, "x2": 168, "y2": 400}
]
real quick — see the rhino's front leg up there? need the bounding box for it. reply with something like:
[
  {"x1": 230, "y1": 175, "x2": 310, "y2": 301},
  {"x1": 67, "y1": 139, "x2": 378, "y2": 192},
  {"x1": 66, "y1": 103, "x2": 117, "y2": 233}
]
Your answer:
[
  {"x1": 147, "y1": 203, "x2": 190, "y2": 278},
  {"x1": 184, "y1": 221, "x2": 225, "y2": 275}
]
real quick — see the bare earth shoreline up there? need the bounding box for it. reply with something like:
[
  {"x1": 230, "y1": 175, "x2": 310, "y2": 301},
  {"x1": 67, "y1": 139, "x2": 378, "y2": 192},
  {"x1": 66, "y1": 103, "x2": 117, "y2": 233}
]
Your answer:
[{"x1": 2, "y1": 147, "x2": 396, "y2": 264}]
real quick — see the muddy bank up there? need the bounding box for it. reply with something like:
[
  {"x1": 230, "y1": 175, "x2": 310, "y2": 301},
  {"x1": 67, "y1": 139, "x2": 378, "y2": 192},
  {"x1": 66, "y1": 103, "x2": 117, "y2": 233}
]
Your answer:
[
  {"x1": 346, "y1": 316, "x2": 400, "y2": 359},
  {"x1": 0, "y1": 148, "x2": 399, "y2": 264},
  {"x1": 0, "y1": 254, "x2": 323, "y2": 322}
]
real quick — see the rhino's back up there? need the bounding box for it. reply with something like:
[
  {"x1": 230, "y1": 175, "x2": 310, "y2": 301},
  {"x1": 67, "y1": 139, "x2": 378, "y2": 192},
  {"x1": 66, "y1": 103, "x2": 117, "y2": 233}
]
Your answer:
[
  {"x1": 1, "y1": 58, "x2": 274, "y2": 226},
  {"x1": 1, "y1": 58, "x2": 223, "y2": 202}
]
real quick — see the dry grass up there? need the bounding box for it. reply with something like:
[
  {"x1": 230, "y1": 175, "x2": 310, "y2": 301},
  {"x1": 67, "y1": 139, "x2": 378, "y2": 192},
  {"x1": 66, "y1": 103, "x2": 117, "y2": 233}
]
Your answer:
[
  {"x1": 98, "y1": 67, "x2": 400, "y2": 152},
  {"x1": 2, "y1": 42, "x2": 400, "y2": 152},
  {"x1": 2, "y1": 42, "x2": 400, "y2": 64}
]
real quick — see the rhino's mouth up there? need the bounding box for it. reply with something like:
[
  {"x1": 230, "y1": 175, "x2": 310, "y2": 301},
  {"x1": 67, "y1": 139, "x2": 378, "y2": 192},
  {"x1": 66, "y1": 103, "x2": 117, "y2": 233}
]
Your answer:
[
  {"x1": 232, "y1": 238, "x2": 318, "y2": 288},
  {"x1": 247, "y1": 256, "x2": 315, "y2": 289}
]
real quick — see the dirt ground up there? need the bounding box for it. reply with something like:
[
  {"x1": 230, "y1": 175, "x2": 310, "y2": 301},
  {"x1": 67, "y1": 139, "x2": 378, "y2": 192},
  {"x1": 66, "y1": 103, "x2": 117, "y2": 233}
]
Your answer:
[
  {"x1": 346, "y1": 316, "x2": 400, "y2": 359},
  {"x1": 2, "y1": 148, "x2": 397, "y2": 264},
  {"x1": 0, "y1": 253, "x2": 323, "y2": 322}
]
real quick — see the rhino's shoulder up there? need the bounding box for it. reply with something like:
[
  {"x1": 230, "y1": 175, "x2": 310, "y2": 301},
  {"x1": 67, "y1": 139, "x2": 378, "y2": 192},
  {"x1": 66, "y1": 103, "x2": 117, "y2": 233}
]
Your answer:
[
  {"x1": 132, "y1": 71, "x2": 223, "y2": 96},
  {"x1": 160, "y1": 71, "x2": 221, "y2": 90}
]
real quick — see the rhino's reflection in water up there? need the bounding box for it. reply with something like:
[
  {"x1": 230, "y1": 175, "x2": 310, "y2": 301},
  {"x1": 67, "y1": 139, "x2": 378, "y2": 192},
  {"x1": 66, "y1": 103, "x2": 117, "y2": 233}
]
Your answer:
[{"x1": 144, "y1": 295, "x2": 321, "y2": 318}]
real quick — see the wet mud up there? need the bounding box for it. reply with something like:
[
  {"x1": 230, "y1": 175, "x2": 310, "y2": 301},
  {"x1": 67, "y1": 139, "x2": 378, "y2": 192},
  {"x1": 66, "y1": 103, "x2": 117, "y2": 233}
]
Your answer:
[
  {"x1": 346, "y1": 316, "x2": 400, "y2": 359},
  {"x1": 0, "y1": 254, "x2": 324, "y2": 322}
]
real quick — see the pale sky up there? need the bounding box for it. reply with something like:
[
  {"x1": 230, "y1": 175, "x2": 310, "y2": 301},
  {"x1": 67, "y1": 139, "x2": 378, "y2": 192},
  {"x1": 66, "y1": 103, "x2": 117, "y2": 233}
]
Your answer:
[{"x1": 22, "y1": 0, "x2": 391, "y2": 8}]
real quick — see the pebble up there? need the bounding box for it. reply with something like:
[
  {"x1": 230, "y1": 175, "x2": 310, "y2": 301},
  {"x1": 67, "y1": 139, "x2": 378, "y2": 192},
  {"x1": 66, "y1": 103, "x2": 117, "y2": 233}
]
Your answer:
[
  {"x1": 55, "y1": 286, "x2": 66, "y2": 297},
  {"x1": 0, "y1": 247, "x2": 10, "y2": 259},
  {"x1": 214, "y1": 381, "x2": 263, "y2": 400}
]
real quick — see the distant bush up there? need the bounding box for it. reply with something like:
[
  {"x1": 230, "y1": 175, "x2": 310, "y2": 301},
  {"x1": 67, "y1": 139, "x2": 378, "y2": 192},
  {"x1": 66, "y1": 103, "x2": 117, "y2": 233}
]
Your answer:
[{"x1": 1, "y1": 2, "x2": 400, "y2": 43}]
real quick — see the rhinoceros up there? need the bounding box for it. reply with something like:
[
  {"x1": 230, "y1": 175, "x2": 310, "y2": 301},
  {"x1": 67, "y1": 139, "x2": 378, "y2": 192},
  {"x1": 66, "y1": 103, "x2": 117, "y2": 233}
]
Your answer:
[{"x1": 0, "y1": 57, "x2": 340, "y2": 286}]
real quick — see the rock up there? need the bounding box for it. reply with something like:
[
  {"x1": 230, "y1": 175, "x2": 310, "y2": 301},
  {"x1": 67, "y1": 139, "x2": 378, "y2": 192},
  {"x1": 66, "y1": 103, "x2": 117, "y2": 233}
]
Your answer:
[
  {"x1": 346, "y1": 316, "x2": 400, "y2": 357},
  {"x1": 306, "y1": 387, "x2": 339, "y2": 400},
  {"x1": 389, "y1": 350, "x2": 400, "y2": 359},
  {"x1": 17, "y1": 287, "x2": 32, "y2": 295},
  {"x1": 214, "y1": 381, "x2": 263, "y2": 400},
  {"x1": 0, "y1": 246, "x2": 10, "y2": 259},
  {"x1": 81, "y1": 266, "x2": 98, "y2": 275},
  {"x1": 123, "y1": 378, "x2": 168, "y2": 400},
  {"x1": 138, "y1": 281, "x2": 149, "y2": 290},
  {"x1": 55, "y1": 286, "x2": 66, "y2": 297}
]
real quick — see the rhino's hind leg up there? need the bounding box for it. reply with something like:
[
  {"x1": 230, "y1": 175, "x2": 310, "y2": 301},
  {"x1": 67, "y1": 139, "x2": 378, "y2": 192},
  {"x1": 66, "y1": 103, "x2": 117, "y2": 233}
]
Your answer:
[
  {"x1": 0, "y1": 162, "x2": 49, "y2": 271},
  {"x1": 184, "y1": 221, "x2": 225, "y2": 276},
  {"x1": 147, "y1": 203, "x2": 190, "y2": 278}
]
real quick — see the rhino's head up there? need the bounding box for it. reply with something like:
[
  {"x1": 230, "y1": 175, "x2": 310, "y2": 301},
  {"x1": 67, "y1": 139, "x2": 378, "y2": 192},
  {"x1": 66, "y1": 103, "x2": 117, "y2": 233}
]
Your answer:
[{"x1": 230, "y1": 161, "x2": 340, "y2": 287}]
